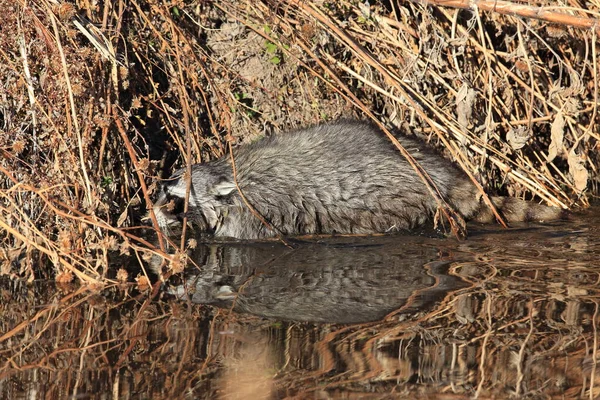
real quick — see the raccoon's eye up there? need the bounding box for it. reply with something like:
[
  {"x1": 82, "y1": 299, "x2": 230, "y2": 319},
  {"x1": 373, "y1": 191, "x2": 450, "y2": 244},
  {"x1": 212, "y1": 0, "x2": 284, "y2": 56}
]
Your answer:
[{"x1": 214, "y1": 194, "x2": 234, "y2": 205}]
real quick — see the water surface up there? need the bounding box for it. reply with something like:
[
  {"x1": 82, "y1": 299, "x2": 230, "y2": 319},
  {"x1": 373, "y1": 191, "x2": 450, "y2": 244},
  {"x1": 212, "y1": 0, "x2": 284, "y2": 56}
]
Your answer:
[{"x1": 1, "y1": 207, "x2": 599, "y2": 398}]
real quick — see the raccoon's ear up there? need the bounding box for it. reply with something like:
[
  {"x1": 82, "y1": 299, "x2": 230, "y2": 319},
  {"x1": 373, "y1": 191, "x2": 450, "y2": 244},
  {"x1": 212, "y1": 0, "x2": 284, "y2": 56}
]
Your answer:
[{"x1": 211, "y1": 179, "x2": 237, "y2": 197}]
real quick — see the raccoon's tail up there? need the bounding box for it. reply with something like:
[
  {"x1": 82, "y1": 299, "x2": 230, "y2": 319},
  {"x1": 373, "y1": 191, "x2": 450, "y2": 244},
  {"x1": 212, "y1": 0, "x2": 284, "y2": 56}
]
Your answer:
[{"x1": 473, "y1": 196, "x2": 568, "y2": 224}]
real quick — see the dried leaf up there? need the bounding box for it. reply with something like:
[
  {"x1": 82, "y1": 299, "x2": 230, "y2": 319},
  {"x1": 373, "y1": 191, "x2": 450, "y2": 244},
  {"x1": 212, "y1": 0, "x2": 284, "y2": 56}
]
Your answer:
[
  {"x1": 358, "y1": 0, "x2": 371, "y2": 18},
  {"x1": 547, "y1": 112, "x2": 565, "y2": 162},
  {"x1": 567, "y1": 150, "x2": 588, "y2": 193},
  {"x1": 456, "y1": 83, "x2": 476, "y2": 129},
  {"x1": 506, "y1": 126, "x2": 530, "y2": 150},
  {"x1": 563, "y1": 68, "x2": 585, "y2": 98},
  {"x1": 563, "y1": 97, "x2": 581, "y2": 116},
  {"x1": 117, "y1": 209, "x2": 128, "y2": 227}
]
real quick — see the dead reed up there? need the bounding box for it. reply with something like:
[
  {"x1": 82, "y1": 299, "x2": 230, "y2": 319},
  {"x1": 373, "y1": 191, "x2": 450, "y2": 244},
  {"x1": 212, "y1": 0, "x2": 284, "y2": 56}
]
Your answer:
[{"x1": 0, "y1": 0, "x2": 598, "y2": 282}]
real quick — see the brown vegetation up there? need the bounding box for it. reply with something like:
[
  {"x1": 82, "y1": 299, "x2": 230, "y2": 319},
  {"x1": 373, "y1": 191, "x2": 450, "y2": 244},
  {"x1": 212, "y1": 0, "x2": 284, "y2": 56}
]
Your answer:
[{"x1": 1, "y1": 0, "x2": 599, "y2": 282}]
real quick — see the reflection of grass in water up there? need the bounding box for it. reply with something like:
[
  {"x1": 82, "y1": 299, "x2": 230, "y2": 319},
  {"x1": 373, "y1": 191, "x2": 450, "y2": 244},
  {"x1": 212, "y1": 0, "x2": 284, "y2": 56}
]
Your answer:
[
  {"x1": 219, "y1": 333, "x2": 274, "y2": 399},
  {"x1": 0, "y1": 278, "x2": 280, "y2": 398},
  {"x1": 2, "y1": 214, "x2": 600, "y2": 398},
  {"x1": 275, "y1": 230, "x2": 600, "y2": 397}
]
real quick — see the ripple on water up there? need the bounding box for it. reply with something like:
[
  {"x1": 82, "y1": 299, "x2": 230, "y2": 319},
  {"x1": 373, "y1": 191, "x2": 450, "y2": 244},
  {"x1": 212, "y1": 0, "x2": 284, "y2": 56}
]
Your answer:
[{"x1": 2, "y1": 206, "x2": 600, "y2": 398}]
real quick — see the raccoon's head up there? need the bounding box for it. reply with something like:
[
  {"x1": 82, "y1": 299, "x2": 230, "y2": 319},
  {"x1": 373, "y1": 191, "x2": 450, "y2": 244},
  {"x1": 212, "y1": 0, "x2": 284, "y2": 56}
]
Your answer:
[{"x1": 152, "y1": 164, "x2": 237, "y2": 235}]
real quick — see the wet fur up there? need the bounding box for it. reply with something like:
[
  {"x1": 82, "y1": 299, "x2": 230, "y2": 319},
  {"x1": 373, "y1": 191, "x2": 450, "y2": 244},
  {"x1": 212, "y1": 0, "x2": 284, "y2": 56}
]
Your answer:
[{"x1": 154, "y1": 121, "x2": 564, "y2": 239}]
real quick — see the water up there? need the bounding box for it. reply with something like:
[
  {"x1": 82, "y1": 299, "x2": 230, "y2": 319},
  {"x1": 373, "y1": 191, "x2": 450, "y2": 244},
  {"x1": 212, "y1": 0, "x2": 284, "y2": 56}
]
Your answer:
[{"x1": 1, "y1": 207, "x2": 599, "y2": 398}]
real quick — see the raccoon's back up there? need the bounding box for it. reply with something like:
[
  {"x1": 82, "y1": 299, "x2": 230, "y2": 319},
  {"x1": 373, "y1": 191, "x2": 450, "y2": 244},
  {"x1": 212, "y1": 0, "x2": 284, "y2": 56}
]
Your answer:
[
  {"x1": 225, "y1": 121, "x2": 464, "y2": 235},
  {"x1": 228, "y1": 122, "x2": 564, "y2": 234}
]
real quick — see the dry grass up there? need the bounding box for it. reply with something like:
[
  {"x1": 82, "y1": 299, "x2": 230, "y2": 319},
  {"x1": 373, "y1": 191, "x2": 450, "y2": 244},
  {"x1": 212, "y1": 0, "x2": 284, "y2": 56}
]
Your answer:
[{"x1": 1, "y1": 0, "x2": 599, "y2": 282}]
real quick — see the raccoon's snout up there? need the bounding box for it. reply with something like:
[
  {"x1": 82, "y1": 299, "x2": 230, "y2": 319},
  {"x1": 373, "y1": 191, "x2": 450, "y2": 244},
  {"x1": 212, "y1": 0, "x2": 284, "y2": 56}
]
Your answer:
[
  {"x1": 160, "y1": 189, "x2": 187, "y2": 219},
  {"x1": 152, "y1": 181, "x2": 188, "y2": 230},
  {"x1": 167, "y1": 194, "x2": 187, "y2": 219}
]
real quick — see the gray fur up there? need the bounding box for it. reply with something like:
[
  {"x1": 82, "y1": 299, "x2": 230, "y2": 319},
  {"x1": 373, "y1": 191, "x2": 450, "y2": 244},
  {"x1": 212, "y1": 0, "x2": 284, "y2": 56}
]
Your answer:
[{"x1": 153, "y1": 121, "x2": 563, "y2": 239}]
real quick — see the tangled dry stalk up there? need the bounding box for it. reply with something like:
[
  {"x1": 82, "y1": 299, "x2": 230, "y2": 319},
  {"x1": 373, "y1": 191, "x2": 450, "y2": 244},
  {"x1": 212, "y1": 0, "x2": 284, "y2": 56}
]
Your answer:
[{"x1": 0, "y1": 0, "x2": 598, "y2": 282}]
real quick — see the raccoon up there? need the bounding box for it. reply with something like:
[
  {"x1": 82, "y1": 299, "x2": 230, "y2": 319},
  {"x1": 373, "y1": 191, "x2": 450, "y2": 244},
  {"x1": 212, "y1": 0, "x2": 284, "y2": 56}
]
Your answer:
[{"x1": 153, "y1": 120, "x2": 564, "y2": 239}]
